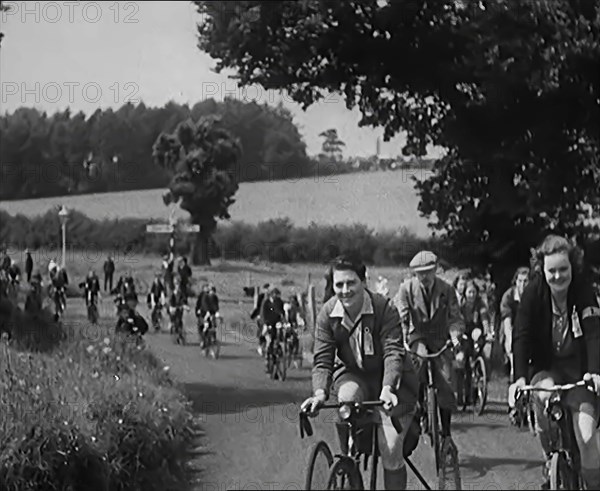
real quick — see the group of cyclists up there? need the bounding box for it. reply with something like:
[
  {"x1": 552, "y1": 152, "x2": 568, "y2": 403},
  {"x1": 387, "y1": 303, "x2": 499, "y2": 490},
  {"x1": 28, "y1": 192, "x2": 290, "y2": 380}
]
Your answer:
[{"x1": 301, "y1": 236, "x2": 600, "y2": 491}]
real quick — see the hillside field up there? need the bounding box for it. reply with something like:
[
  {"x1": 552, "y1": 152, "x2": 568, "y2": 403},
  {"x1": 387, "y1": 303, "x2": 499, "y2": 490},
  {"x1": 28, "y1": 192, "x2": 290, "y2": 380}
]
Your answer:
[{"x1": 0, "y1": 170, "x2": 435, "y2": 237}]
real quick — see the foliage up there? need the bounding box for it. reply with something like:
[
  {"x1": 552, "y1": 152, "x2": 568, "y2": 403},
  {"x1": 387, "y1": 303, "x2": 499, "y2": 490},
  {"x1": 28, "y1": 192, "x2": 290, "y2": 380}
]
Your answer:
[
  {"x1": 152, "y1": 115, "x2": 242, "y2": 265},
  {"x1": 0, "y1": 325, "x2": 196, "y2": 491},
  {"x1": 319, "y1": 128, "x2": 345, "y2": 161},
  {"x1": 0, "y1": 208, "x2": 460, "y2": 268},
  {"x1": 195, "y1": 0, "x2": 600, "y2": 290},
  {"x1": 0, "y1": 100, "x2": 313, "y2": 200}
]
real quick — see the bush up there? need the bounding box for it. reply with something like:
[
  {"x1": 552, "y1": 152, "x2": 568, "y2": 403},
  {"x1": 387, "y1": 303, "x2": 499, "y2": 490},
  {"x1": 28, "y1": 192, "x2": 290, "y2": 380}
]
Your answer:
[
  {"x1": 0, "y1": 327, "x2": 196, "y2": 491},
  {"x1": 1, "y1": 208, "x2": 442, "y2": 266}
]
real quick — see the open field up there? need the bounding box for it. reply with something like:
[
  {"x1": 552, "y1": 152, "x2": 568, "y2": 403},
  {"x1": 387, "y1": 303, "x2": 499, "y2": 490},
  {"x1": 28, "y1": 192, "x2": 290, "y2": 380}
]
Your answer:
[{"x1": 0, "y1": 170, "x2": 435, "y2": 237}]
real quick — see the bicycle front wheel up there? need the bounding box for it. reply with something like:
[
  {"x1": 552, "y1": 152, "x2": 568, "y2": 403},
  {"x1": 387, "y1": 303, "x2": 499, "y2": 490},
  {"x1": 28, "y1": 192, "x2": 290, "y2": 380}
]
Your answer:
[
  {"x1": 438, "y1": 437, "x2": 462, "y2": 490},
  {"x1": 549, "y1": 452, "x2": 578, "y2": 490},
  {"x1": 426, "y1": 386, "x2": 440, "y2": 470},
  {"x1": 472, "y1": 356, "x2": 487, "y2": 416},
  {"x1": 326, "y1": 457, "x2": 364, "y2": 490},
  {"x1": 305, "y1": 440, "x2": 333, "y2": 490}
]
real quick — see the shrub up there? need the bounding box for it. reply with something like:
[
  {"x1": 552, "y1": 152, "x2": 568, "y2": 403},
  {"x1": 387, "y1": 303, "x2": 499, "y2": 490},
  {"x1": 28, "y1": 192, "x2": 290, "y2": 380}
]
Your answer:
[{"x1": 0, "y1": 326, "x2": 196, "y2": 491}]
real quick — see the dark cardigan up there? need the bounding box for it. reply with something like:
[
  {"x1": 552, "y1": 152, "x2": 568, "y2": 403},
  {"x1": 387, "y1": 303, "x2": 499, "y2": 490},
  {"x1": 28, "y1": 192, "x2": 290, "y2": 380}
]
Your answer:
[{"x1": 513, "y1": 273, "x2": 600, "y2": 382}]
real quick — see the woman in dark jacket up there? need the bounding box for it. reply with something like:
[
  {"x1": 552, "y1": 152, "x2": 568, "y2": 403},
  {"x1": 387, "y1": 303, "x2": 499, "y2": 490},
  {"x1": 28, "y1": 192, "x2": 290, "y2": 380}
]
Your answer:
[{"x1": 509, "y1": 235, "x2": 600, "y2": 489}]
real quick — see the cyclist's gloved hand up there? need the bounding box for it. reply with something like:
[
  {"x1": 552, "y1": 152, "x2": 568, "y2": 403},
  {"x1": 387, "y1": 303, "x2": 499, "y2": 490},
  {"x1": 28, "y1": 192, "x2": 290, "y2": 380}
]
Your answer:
[
  {"x1": 583, "y1": 373, "x2": 600, "y2": 394},
  {"x1": 379, "y1": 385, "x2": 398, "y2": 411},
  {"x1": 507, "y1": 377, "x2": 526, "y2": 408},
  {"x1": 300, "y1": 390, "x2": 326, "y2": 417}
]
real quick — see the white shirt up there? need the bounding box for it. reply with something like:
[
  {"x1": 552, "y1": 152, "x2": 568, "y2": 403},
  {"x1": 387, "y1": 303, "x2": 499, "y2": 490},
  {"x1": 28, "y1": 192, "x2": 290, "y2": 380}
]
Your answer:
[{"x1": 329, "y1": 293, "x2": 374, "y2": 370}]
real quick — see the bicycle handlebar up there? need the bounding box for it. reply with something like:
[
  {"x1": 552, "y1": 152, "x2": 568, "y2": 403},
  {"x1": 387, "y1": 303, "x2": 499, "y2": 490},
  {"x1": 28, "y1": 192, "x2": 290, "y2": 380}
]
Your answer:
[
  {"x1": 516, "y1": 379, "x2": 592, "y2": 396},
  {"x1": 407, "y1": 340, "x2": 453, "y2": 359},
  {"x1": 316, "y1": 400, "x2": 385, "y2": 411}
]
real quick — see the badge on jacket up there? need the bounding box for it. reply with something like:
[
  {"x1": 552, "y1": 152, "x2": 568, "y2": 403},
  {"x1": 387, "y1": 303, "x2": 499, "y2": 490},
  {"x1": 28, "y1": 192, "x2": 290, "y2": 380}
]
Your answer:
[
  {"x1": 571, "y1": 306, "x2": 583, "y2": 338},
  {"x1": 363, "y1": 327, "x2": 374, "y2": 355}
]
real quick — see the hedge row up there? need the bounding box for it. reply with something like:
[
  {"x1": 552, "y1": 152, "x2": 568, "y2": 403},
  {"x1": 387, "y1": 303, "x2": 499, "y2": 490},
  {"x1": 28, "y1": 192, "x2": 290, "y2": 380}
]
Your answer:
[{"x1": 0, "y1": 209, "x2": 477, "y2": 266}]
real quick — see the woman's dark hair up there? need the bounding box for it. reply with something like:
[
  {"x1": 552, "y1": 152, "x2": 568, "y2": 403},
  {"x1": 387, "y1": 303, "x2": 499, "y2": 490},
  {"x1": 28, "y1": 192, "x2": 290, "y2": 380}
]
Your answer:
[
  {"x1": 452, "y1": 271, "x2": 471, "y2": 289},
  {"x1": 511, "y1": 266, "x2": 530, "y2": 286},
  {"x1": 530, "y1": 235, "x2": 585, "y2": 278},
  {"x1": 463, "y1": 279, "x2": 481, "y2": 298}
]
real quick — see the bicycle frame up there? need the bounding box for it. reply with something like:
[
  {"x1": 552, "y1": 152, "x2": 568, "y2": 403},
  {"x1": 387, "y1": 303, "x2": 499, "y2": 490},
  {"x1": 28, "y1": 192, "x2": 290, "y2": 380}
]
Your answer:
[
  {"x1": 300, "y1": 401, "x2": 383, "y2": 490},
  {"x1": 513, "y1": 380, "x2": 591, "y2": 481}
]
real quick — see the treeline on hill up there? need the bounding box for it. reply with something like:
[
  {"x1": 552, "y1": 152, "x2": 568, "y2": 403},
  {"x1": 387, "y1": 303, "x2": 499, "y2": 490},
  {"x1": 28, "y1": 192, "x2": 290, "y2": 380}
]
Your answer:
[
  {"x1": 0, "y1": 98, "x2": 314, "y2": 200},
  {"x1": 0, "y1": 208, "x2": 474, "y2": 268}
]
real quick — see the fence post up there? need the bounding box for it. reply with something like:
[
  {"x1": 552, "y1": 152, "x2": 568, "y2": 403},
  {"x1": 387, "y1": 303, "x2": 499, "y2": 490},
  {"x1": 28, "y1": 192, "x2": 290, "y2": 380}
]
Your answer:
[{"x1": 305, "y1": 283, "x2": 316, "y2": 355}]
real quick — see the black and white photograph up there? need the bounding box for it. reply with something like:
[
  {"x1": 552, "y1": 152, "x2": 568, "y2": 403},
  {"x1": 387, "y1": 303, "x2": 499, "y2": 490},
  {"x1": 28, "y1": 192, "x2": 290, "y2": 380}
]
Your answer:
[{"x1": 1, "y1": 1, "x2": 599, "y2": 490}]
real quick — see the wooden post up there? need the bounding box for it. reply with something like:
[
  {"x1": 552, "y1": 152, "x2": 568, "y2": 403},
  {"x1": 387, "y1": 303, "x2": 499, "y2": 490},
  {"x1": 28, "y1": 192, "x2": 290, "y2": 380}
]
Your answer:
[{"x1": 305, "y1": 283, "x2": 317, "y2": 354}]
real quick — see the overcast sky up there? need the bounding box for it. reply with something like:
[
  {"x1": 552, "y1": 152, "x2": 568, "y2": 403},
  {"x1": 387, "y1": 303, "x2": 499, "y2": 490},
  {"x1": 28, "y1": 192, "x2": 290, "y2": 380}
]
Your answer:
[{"x1": 0, "y1": 1, "x2": 443, "y2": 158}]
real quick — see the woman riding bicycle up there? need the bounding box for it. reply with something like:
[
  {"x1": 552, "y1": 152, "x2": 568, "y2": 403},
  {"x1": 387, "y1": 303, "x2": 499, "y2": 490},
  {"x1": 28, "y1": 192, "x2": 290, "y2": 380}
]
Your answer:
[
  {"x1": 509, "y1": 234, "x2": 600, "y2": 489},
  {"x1": 301, "y1": 255, "x2": 419, "y2": 491}
]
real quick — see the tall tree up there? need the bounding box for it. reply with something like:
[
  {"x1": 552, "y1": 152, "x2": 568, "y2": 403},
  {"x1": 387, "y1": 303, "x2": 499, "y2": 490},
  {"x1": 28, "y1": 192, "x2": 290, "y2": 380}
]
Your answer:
[
  {"x1": 319, "y1": 128, "x2": 345, "y2": 161},
  {"x1": 152, "y1": 115, "x2": 242, "y2": 265},
  {"x1": 195, "y1": 0, "x2": 600, "y2": 287}
]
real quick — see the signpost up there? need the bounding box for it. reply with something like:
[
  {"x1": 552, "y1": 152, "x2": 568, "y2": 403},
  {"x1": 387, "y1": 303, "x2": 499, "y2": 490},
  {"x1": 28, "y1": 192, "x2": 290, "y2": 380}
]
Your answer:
[{"x1": 145, "y1": 207, "x2": 200, "y2": 261}]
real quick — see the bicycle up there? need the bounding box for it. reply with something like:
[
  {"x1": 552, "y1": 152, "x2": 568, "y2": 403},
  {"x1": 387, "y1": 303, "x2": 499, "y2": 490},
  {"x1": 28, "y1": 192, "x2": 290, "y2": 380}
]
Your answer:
[
  {"x1": 87, "y1": 290, "x2": 99, "y2": 324},
  {"x1": 200, "y1": 315, "x2": 220, "y2": 359},
  {"x1": 51, "y1": 286, "x2": 66, "y2": 321},
  {"x1": 409, "y1": 340, "x2": 462, "y2": 490},
  {"x1": 283, "y1": 322, "x2": 302, "y2": 369},
  {"x1": 455, "y1": 332, "x2": 491, "y2": 416},
  {"x1": 169, "y1": 304, "x2": 189, "y2": 345},
  {"x1": 510, "y1": 380, "x2": 595, "y2": 490},
  {"x1": 300, "y1": 400, "x2": 432, "y2": 490},
  {"x1": 266, "y1": 322, "x2": 287, "y2": 381},
  {"x1": 147, "y1": 296, "x2": 164, "y2": 332}
]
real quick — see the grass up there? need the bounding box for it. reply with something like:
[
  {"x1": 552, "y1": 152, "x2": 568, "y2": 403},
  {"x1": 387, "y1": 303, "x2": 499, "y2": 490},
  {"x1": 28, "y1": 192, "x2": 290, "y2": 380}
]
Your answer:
[{"x1": 0, "y1": 171, "x2": 435, "y2": 237}]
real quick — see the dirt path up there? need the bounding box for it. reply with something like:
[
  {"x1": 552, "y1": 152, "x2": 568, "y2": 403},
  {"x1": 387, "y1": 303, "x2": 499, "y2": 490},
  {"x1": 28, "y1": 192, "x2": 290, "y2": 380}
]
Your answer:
[{"x1": 143, "y1": 303, "x2": 547, "y2": 491}]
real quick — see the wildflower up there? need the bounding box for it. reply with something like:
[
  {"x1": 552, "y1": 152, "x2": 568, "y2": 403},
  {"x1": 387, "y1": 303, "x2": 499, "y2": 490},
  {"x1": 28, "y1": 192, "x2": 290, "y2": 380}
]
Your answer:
[
  {"x1": 163, "y1": 366, "x2": 170, "y2": 372},
  {"x1": 102, "y1": 347, "x2": 111, "y2": 355},
  {"x1": 92, "y1": 371, "x2": 99, "y2": 379},
  {"x1": 114, "y1": 375, "x2": 120, "y2": 381},
  {"x1": 86, "y1": 345, "x2": 94, "y2": 354},
  {"x1": 103, "y1": 337, "x2": 110, "y2": 345},
  {"x1": 118, "y1": 419, "x2": 123, "y2": 425}
]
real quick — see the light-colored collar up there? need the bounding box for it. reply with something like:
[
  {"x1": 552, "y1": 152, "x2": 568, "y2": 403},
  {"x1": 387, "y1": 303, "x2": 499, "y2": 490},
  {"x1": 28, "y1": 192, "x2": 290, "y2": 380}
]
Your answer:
[
  {"x1": 330, "y1": 291, "x2": 374, "y2": 319},
  {"x1": 513, "y1": 286, "x2": 521, "y2": 303}
]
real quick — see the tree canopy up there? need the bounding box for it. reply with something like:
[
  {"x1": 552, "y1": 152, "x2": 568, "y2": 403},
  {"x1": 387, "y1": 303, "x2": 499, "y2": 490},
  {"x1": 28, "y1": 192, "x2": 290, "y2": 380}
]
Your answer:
[
  {"x1": 0, "y1": 99, "x2": 313, "y2": 200},
  {"x1": 196, "y1": 0, "x2": 600, "y2": 281},
  {"x1": 152, "y1": 115, "x2": 242, "y2": 265}
]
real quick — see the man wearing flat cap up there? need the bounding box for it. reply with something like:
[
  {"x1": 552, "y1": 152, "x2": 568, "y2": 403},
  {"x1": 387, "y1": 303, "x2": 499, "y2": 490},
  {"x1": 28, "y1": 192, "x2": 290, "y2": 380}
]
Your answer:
[{"x1": 393, "y1": 250, "x2": 465, "y2": 445}]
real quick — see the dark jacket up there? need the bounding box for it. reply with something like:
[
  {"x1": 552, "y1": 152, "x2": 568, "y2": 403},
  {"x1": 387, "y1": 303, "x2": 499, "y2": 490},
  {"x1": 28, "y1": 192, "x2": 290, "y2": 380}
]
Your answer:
[
  {"x1": 25, "y1": 254, "x2": 33, "y2": 274},
  {"x1": 103, "y1": 259, "x2": 115, "y2": 274},
  {"x1": 260, "y1": 296, "x2": 284, "y2": 327},
  {"x1": 513, "y1": 274, "x2": 600, "y2": 382},
  {"x1": 313, "y1": 290, "x2": 417, "y2": 399},
  {"x1": 116, "y1": 309, "x2": 148, "y2": 336}
]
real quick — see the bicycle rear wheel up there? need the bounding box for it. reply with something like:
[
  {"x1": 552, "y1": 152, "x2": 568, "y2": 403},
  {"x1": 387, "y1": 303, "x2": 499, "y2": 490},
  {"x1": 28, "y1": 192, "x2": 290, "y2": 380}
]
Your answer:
[
  {"x1": 438, "y1": 437, "x2": 462, "y2": 490},
  {"x1": 549, "y1": 452, "x2": 577, "y2": 490},
  {"x1": 471, "y1": 356, "x2": 487, "y2": 416},
  {"x1": 326, "y1": 457, "x2": 364, "y2": 490},
  {"x1": 305, "y1": 440, "x2": 334, "y2": 490}
]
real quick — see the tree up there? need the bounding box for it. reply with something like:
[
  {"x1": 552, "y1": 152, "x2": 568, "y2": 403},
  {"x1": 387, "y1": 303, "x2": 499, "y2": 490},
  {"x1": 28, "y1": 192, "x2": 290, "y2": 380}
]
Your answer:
[
  {"x1": 319, "y1": 129, "x2": 345, "y2": 162},
  {"x1": 0, "y1": 1, "x2": 9, "y2": 47},
  {"x1": 152, "y1": 115, "x2": 242, "y2": 265},
  {"x1": 195, "y1": 0, "x2": 600, "y2": 289}
]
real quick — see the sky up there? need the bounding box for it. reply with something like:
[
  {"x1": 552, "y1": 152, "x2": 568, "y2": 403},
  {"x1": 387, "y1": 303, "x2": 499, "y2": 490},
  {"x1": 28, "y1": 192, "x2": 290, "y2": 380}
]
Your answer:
[{"x1": 0, "y1": 1, "x2": 443, "y2": 158}]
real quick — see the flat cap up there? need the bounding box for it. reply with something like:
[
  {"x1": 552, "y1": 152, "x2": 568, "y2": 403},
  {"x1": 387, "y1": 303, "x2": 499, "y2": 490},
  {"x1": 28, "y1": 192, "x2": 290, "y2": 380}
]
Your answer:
[{"x1": 409, "y1": 251, "x2": 438, "y2": 272}]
